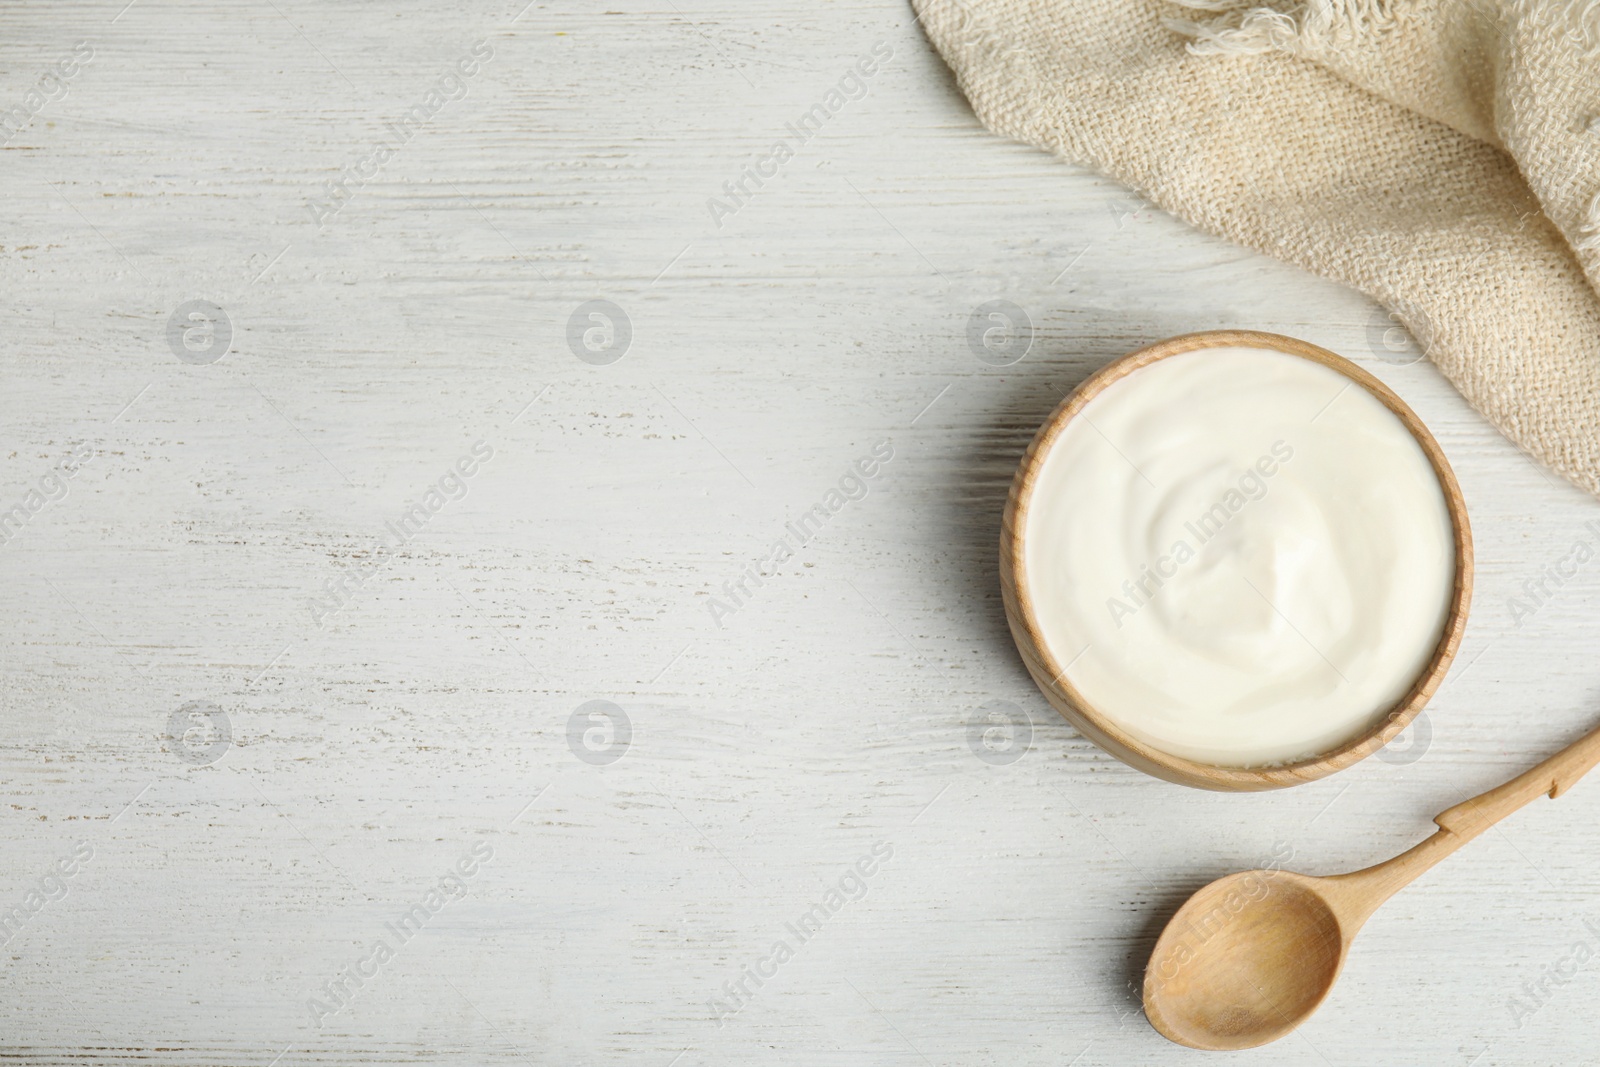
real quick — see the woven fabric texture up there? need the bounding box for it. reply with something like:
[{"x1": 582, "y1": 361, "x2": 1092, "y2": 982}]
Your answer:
[{"x1": 913, "y1": 0, "x2": 1600, "y2": 496}]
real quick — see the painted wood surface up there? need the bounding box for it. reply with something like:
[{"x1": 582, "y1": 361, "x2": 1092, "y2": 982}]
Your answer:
[{"x1": 3, "y1": 2, "x2": 1600, "y2": 1063}]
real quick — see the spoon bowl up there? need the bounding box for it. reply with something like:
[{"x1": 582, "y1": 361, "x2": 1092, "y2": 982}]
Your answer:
[{"x1": 1144, "y1": 871, "x2": 1348, "y2": 1050}]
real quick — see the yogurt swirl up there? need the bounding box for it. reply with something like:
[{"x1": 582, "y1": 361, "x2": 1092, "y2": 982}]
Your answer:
[{"x1": 1024, "y1": 345, "x2": 1456, "y2": 767}]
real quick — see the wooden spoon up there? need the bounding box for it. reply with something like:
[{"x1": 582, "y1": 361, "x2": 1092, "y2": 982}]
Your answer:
[{"x1": 1143, "y1": 721, "x2": 1600, "y2": 1050}]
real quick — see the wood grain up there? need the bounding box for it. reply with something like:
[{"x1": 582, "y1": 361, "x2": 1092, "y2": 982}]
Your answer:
[{"x1": 0, "y1": 2, "x2": 1597, "y2": 1065}]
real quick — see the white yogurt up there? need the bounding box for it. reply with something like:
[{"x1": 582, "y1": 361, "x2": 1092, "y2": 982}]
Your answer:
[{"x1": 1024, "y1": 345, "x2": 1456, "y2": 767}]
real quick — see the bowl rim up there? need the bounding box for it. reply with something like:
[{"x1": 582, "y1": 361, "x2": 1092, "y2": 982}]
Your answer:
[{"x1": 999, "y1": 329, "x2": 1474, "y2": 791}]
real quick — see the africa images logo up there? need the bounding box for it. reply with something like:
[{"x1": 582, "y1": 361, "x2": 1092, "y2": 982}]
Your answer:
[{"x1": 706, "y1": 439, "x2": 894, "y2": 627}]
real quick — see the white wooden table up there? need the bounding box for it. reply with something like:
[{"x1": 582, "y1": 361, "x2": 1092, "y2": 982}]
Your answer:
[{"x1": 4, "y1": 2, "x2": 1600, "y2": 1063}]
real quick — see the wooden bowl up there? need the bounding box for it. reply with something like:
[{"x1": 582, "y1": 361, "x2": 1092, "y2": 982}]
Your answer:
[{"x1": 1000, "y1": 330, "x2": 1473, "y2": 791}]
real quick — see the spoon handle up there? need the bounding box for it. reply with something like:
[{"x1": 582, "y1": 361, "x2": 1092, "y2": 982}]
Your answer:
[
  {"x1": 1330, "y1": 718, "x2": 1600, "y2": 919},
  {"x1": 1433, "y1": 718, "x2": 1600, "y2": 836}
]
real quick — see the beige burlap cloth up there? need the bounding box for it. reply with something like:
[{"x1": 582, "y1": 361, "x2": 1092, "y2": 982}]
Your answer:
[{"x1": 912, "y1": 0, "x2": 1600, "y2": 496}]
